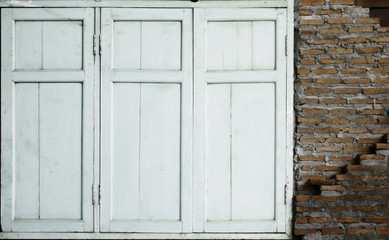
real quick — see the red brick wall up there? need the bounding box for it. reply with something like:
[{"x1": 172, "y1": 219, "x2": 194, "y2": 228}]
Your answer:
[{"x1": 294, "y1": 0, "x2": 389, "y2": 238}]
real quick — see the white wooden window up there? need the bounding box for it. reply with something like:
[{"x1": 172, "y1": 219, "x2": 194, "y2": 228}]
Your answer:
[
  {"x1": 1, "y1": 8, "x2": 95, "y2": 232},
  {"x1": 1, "y1": 5, "x2": 293, "y2": 239}
]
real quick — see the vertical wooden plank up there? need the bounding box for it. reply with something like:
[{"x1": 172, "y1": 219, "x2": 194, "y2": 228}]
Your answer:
[
  {"x1": 180, "y1": 8, "x2": 193, "y2": 232},
  {"x1": 237, "y1": 22, "x2": 253, "y2": 70},
  {"x1": 207, "y1": 22, "x2": 237, "y2": 70},
  {"x1": 100, "y1": 8, "x2": 114, "y2": 232},
  {"x1": 39, "y1": 83, "x2": 82, "y2": 219},
  {"x1": 193, "y1": 8, "x2": 207, "y2": 232},
  {"x1": 231, "y1": 83, "x2": 275, "y2": 221},
  {"x1": 43, "y1": 21, "x2": 83, "y2": 70},
  {"x1": 1, "y1": 8, "x2": 15, "y2": 232},
  {"x1": 253, "y1": 21, "x2": 275, "y2": 70},
  {"x1": 140, "y1": 84, "x2": 181, "y2": 220},
  {"x1": 206, "y1": 84, "x2": 231, "y2": 221},
  {"x1": 112, "y1": 83, "x2": 140, "y2": 220},
  {"x1": 141, "y1": 22, "x2": 181, "y2": 70},
  {"x1": 15, "y1": 22, "x2": 42, "y2": 70},
  {"x1": 81, "y1": 7, "x2": 95, "y2": 231},
  {"x1": 113, "y1": 22, "x2": 141, "y2": 69},
  {"x1": 14, "y1": 84, "x2": 40, "y2": 220}
]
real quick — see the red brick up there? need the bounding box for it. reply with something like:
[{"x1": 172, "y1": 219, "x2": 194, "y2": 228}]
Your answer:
[
  {"x1": 296, "y1": 207, "x2": 321, "y2": 212},
  {"x1": 329, "y1": 48, "x2": 353, "y2": 54},
  {"x1": 320, "y1": 28, "x2": 344, "y2": 34},
  {"x1": 321, "y1": 185, "x2": 345, "y2": 190},
  {"x1": 374, "y1": 78, "x2": 389, "y2": 84},
  {"x1": 302, "y1": 175, "x2": 326, "y2": 181},
  {"x1": 300, "y1": 137, "x2": 326, "y2": 143},
  {"x1": 336, "y1": 174, "x2": 360, "y2": 181},
  {"x1": 362, "y1": 175, "x2": 388, "y2": 181},
  {"x1": 349, "y1": 98, "x2": 373, "y2": 104},
  {"x1": 321, "y1": 228, "x2": 344, "y2": 234},
  {"x1": 354, "y1": 118, "x2": 378, "y2": 124},
  {"x1": 378, "y1": 186, "x2": 389, "y2": 191},
  {"x1": 316, "y1": 165, "x2": 340, "y2": 171},
  {"x1": 352, "y1": 206, "x2": 378, "y2": 212},
  {"x1": 309, "y1": 217, "x2": 333, "y2": 223},
  {"x1": 334, "y1": 88, "x2": 360, "y2": 94},
  {"x1": 349, "y1": 27, "x2": 373, "y2": 33},
  {"x1": 314, "y1": 39, "x2": 338, "y2": 45},
  {"x1": 300, "y1": 98, "x2": 319, "y2": 104},
  {"x1": 341, "y1": 196, "x2": 364, "y2": 201},
  {"x1": 344, "y1": 146, "x2": 368, "y2": 152},
  {"x1": 305, "y1": 88, "x2": 331, "y2": 94},
  {"x1": 325, "y1": 118, "x2": 350, "y2": 124},
  {"x1": 363, "y1": 88, "x2": 389, "y2": 94},
  {"x1": 295, "y1": 229, "x2": 317, "y2": 235},
  {"x1": 316, "y1": 9, "x2": 342, "y2": 15},
  {"x1": 365, "y1": 217, "x2": 389, "y2": 223},
  {"x1": 300, "y1": 19, "x2": 325, "y2": 25},
  {"x1": 299, "y1": 155, "x2": 325, "y2": 161},
  {"x1": 344, "y1": 78, "x2": 370, "y2": 84},
  {"x1": 330, "y1": 206, "x2": 350, "y2": 211},
  {"x1": 338, "y1": 217, "x2": 361, "y2": 223},
  {"x1": 312, "y1": 68, "x2": 338, "y2": 75},
  {"x1": 330, "y1": 0, "x2": 354, "y2": 4},
  {"x1": 312, "y1": 196, "x2": 337, "y2": 202},
  {"x1": 328, "y1": 18, "x2": 352, "y2": 24},
  {"x1": 320, "y1": 59, "x2": 346, "y2": 64},
  {"x1": 301, "y1": 0, "x2": 324, "y2": 6},
  {"x1": 296, "y1": 217, "x2": 308, "y2": 223},
  {"x1": 329, "y1": 156, "x2": 353, "y2": 161},
  {"x1": 317, "y1": 78, "x2": 341, "y2": 84},
  {"x1": 301, "y1": 49, "x2": 325, "y2": 55},
  {"x1": 350, "y1": 185, "x2": 375, "y2": 191},
  {"x1": 303, "y1": 108, "x2": 328, "y2": 114},
  {"x1": 358, "y1": 47, "x2": 383, "y2": 54},
  {"x1": 316, "y1": 146, "x2": 341, "y2": 152},
  {"x1": 341, "y1": 68, "x2": 367, "y2": 74},
  {"x1": 300, "y1": 30, "x2": 316, "y2": 36},
  {"x1": 370, "y1": 68, "x2": 389, "y2": 74},
  {"x1": 347, "y1": 228, "x2": 374, "y2": 234},
  {"x1": 370, "y1": 36, "x2": 389, "y2": 43},
  {"x1": 315, "y1": 127, "x2": 340, "y2": 133},
  {"x1": 342, "y1": 37, "x2": 366, "y2": 44},
  {"x1": 296, "y1": 195, "x2": 309, "y2": 202},
  {"x1": 342, "y1": 128, "x2": 367, "y2": 133},
  {"x1": 350, "y1": 58, "x2": 374, "y2": 64},
  {"x1": 377, "y1": 228, "x2": 389, "y2": 234},
  {"x1": 322, "y1": 98, "x2": 347, "y2": 104},
  {"x1": 298, "y1": 117, "x2": 322, "y2": 124},
  {"x1": 300, "y1": 10, "x2": 313, "y2": 16},
  {"x1": 358, "y1": 138, "x2": 381, "y2": 144},
  {"x1": 327, "y1": 137, "x2": 353, "y2": 143},
  {"x1": 356, "y1": 18, "x2": 380, "y2": 24},
  {"x1": 300, "y1": 59, "x2": 316, "y2": 65},
  {"x1": 330, "y1": 109, "x2": 356, "y2": 114}
]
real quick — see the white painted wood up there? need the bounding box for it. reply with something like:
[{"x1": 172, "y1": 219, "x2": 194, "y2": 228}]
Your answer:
[
  {"x1": 0, "y1": 1, "x2": 289, "y2": 8},
  {"x1": 231, "y1": 84, "x2": 275, "y2": 221},
  {"x1": 285, "y1": 0, "x2": 295, "y2": 235},
  {"x1": 112, "y1": 83, "x2": 141, "y2": 220},
  {"x1": 111, "y1": 71, "x2": 183, "y2": 83},
  {"x1": 101, "y1": 8, "x2": 192, "y2": 233},
  {"x1": 15, "y1": 22, "x2": 42, "y2": 69},
  {"x1": 113, "y1": 22, "x2": 141, "y2": 69},
  {"x1": 0, "y1": 232, "x2": 292, "y2": 239},
  {"x1": 204, "y1": 71, "x2": 278, "y2": 83},
  {"x1": 141, "y1": 22, "x2": 181, "y2": 70},
  {"x1": 194, "y1": 8, "x2": 288, "y2": 233},
  {"x1": 1, "y1": 8, "x2": 95, "y2": 232},
  {"x1": 43, "y1": 21, "x2": 83, "y2": 69},
  {"x1": 39, "y1": 83, "x2": 82, "y2": 219},
  {"x1": 12, "y1": 71, "x2": 85, "y2": 82},
  {"x1": 140, "y1": 84, "x2": 181, "y2": 220},
  {"x1": 14, "y1": 84, "x2": 40, "y2": 220},
  {"x1": 206, "y1": 84, "x2": 231, "y2": 221},
  {"x1": 1, "y1": 8, "x2": 14, "y2": 232},
  {"x1": 253, "y1": 21, "x2": 275, "y2": 69}
]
